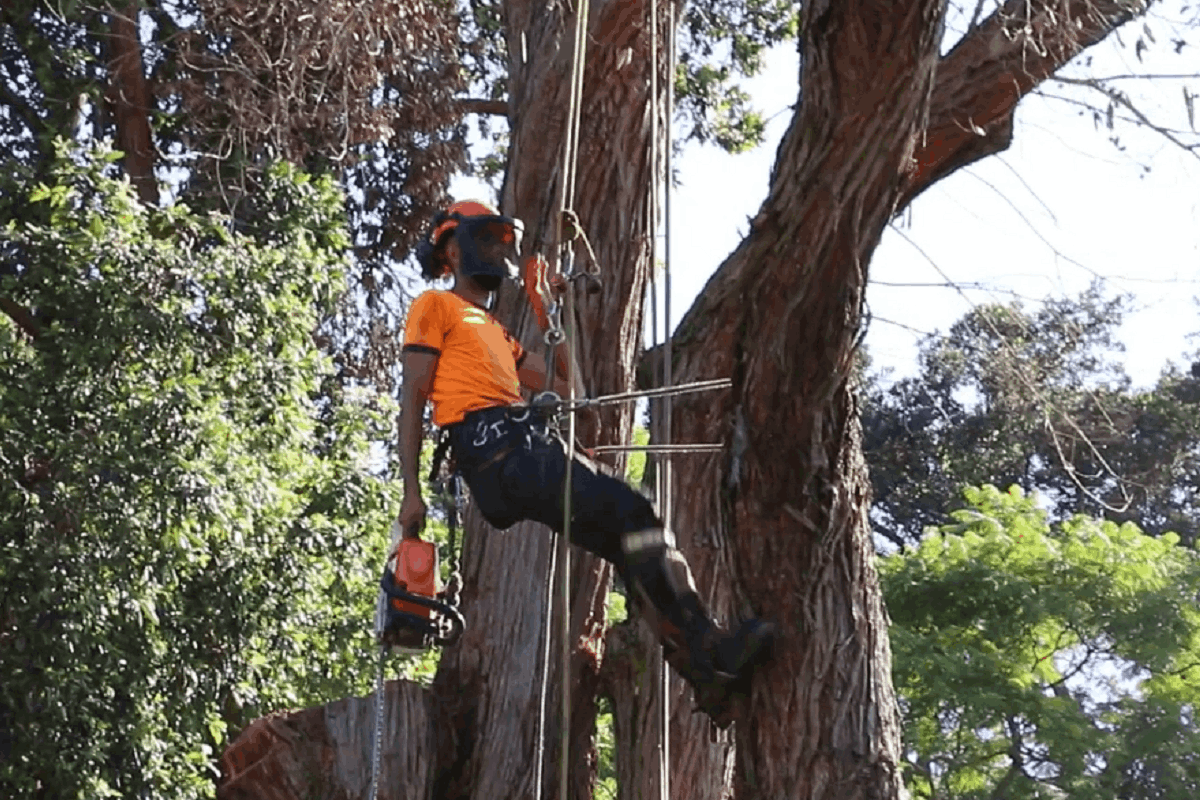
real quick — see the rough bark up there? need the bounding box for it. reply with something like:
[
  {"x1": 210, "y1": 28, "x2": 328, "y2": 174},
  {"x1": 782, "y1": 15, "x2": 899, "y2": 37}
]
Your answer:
[
  {"x1": 662, "y1": 0, "x2": 949, "y2": 796},
  {"x1": 602, "y1": 621, "x2": 736, "y2": 800},
  {"x1": 218, "y1": 680, "x2": 433, "y2": 800},
  {"x1": 106, "y1": 3, "x2": 157, "y2": 206}
]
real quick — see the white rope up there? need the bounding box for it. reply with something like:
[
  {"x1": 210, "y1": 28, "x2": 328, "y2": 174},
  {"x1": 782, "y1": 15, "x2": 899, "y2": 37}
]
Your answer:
[
  {"x1": 559, "y1": 276, "x2": 578, "y2": 800},
  {"x1": 534, "y1": 2, "x2": 590, "y2": 799},
  {"x1": 533, "y1": 516, "x2": 558, "y2": 800}
]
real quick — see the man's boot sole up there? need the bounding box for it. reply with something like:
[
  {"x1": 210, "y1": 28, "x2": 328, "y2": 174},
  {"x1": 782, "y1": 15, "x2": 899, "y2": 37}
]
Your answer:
[{"x1": 695, "y1": 620, "x2": 777, "y2": 728}]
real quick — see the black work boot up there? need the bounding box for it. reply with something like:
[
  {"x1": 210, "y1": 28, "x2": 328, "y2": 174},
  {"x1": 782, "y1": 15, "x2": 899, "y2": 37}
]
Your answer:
[
  {"x1": 710, "y1": 617, "x2": 777, "y2": 716},
  {"x1": 660, "y1": 595, "x2": 776, "y2": 728},
  {"x1": 618, "y1": 528, "x2": 776, "y2": 725}
]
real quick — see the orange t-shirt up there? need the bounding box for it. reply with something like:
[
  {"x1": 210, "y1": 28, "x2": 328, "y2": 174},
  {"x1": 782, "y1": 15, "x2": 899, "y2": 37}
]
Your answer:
[{"x1": 402, "y1": 290, "x2": 526, "y2": 426}]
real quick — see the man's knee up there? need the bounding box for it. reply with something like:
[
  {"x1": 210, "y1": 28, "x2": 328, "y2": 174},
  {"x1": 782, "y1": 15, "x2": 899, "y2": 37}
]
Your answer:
[{"x1": 620, "y1": 528, "x2": 698, "y2": 595}]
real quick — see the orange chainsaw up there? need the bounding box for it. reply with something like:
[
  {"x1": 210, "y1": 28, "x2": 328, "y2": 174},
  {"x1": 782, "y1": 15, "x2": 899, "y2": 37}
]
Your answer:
[{"x1": 377, "y1": 522, "x2": 464, "y2": 653}]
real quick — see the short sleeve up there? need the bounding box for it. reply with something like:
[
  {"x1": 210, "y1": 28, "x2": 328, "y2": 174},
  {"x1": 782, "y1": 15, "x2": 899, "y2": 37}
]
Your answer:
[
  {"x1": 403, "y1": 291, "x2": 447, "y2": 354},
  {"x1": 510, "y1": 334, "x2": 526, "y2": 368}
]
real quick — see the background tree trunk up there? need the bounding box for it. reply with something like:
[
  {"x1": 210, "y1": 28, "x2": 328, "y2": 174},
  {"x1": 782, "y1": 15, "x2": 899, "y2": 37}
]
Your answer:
[{"x1": 106, "y1": 3, "x2": 157, "y2": 205}]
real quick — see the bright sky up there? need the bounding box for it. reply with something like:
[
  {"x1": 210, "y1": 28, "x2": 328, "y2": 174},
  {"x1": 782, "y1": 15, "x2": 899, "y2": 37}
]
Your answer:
[
  {"x1": 451, "y1": 17, "x2": 1199, "y2": 390},
  {"x1": 663, "y1": 31, "x2": 1200, "y2": 389}
]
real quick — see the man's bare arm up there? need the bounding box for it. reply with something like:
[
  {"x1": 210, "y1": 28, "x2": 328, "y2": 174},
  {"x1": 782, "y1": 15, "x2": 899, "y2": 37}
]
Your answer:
[
  {"x1": 398, "y1": 349, "x2": 437, "y2": 535},
  {"x1": 517, "y1": 350, "x2": 571, "y2": 397}
]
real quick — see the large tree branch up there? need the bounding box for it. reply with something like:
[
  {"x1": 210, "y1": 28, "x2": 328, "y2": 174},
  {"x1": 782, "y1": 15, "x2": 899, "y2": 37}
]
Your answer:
[
  {"x1": 899, "y1": 0, "x2": 1151, "y2": 211},
  {"x1": 1, "y1": 297, "x2": 41, "y2": 340},
  {"x1": 457, "y1": 97, "x2": 509, "y2": 116}
]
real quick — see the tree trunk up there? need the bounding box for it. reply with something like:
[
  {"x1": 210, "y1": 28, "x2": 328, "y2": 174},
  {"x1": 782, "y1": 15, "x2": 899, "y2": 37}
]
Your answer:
[
  {"x1": 106, "y1": 2, "x2": 157, "y2": 205},
  {"x1": 662, "y1": 0, "x2": 949, "y2": 796},
  {"x1": 218, "y1": 680, "x2": 434, "y2": 800}
]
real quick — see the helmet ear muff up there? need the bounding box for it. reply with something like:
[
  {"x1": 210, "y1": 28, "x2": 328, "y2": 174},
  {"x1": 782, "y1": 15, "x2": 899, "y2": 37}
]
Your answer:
[
  {"x1": 415, "y1": 238, "x2": 438, "y2": 280},
  {"x1": 417, "y1": 211, "x2": 454, "y2": 281}
]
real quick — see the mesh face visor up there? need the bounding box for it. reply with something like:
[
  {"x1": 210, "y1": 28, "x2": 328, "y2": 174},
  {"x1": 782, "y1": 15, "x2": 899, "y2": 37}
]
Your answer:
[{"x1": 455, "y1": 215, "x2": 524, "y2": 289}]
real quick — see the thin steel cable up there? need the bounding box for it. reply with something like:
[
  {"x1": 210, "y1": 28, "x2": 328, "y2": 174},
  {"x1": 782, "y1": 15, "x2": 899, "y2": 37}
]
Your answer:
[
  {"x1": 589, "y1": 443, "x2": 724, "y2": 454},
  {"x1": 562, "y1": 378, "x2": 732, "y2": 410}
]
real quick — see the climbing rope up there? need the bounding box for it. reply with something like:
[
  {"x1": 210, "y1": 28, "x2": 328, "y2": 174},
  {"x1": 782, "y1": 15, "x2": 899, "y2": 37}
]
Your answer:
[{"x1": 532, "y1": 2, "x2": 590, "y2": 799}]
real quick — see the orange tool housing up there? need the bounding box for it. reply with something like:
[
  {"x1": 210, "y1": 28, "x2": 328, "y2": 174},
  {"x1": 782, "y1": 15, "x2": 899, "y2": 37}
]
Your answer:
[{"x1": 390, "y1": 538, "x2": 438, "y2": 619}]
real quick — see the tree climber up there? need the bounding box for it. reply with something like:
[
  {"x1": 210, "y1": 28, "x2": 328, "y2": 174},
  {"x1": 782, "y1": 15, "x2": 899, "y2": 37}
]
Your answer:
[{"x1": 396, "y1": 200, "x2": 774, "y2": 725}]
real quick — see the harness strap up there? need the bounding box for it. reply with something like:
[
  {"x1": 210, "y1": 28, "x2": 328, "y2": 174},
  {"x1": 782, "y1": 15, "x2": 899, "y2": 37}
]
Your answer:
[{"x1": 428, "y1": 427, "x2": 453, "y2": 484}]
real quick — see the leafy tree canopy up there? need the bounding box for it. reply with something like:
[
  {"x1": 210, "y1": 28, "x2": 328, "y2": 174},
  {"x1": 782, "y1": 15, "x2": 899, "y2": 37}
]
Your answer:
[
  {"x1": 0, "y1": 143, "x2": 398, "y2": 798},
  {"x1": 863, "y1": 285, "x2": 1200, "y2": 549},
  {"x1": 1, "y1": 0, "x2": 465, "y2": 394},
  {"x1": 884, "y1": 484, "x2": 1200, "y2": 799}
]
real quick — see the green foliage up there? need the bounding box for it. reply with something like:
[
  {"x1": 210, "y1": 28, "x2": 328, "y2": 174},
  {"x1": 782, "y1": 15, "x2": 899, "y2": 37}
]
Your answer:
[
  {"x1": 883, "y1": 485, "x2": 1200, "y2": 799},
  {"x1": 676, "y1": 0, "x2": 797, "y2": 151},
  {"x1": 862, "y1": 285, "x2": 1200, "y2": 548},
  {"x1": 605, "y1": 588, "x2": 629, "y2": 626},
  {"x1": 625, "y1": 425, "x2": 650, "y2": 485},
  {"x1": 594, "y1": 697, "x2": 617, "y2": 799},
  {"x1": 0, "y1": 142, "x2": 398, "y2": 798}
]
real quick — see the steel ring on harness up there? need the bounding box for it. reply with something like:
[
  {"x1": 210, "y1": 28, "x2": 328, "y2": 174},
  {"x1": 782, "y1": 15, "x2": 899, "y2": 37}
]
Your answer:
[
  {"x1": 531, "y1": 391, "x2": 562, "y2": 416},
  {"x1": 544, "y1": 327, "x2": 566, "y2": 346}
]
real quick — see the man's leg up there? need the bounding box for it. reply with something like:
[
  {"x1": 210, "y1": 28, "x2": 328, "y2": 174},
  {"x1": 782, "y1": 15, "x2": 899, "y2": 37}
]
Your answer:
[
  {"x1": 516, "y1": 432, "x2": 774, "y2": 725},
  {"x1": 614, "y1": 526, "x2": 775, "y2": 725},
  {"x1": 454, "y1": 411, "x2": 772, "y2": 724}
]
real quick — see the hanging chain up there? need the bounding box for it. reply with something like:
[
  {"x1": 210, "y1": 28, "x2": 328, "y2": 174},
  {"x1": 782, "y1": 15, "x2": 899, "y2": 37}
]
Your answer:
[{"x1": 368, "y1": 644, "x2": 387, "y2": 800}]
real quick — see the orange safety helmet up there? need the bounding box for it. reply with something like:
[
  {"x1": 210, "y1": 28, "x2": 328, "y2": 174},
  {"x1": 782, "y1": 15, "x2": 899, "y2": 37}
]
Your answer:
[{"x1": 417, "y1": 200, "x2": 524, "y2": 290}]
